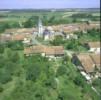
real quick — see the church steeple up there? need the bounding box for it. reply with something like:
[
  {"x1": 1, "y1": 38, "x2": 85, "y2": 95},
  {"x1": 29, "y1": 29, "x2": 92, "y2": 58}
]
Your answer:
[{"x1": 38, "y1": 17, "x2": 43, "y2": 36}]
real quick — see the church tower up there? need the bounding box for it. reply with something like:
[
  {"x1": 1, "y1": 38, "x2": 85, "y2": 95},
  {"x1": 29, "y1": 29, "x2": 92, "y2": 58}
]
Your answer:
[{"x1": 38, "y1": 17, "x2": 43, "y2": 36}]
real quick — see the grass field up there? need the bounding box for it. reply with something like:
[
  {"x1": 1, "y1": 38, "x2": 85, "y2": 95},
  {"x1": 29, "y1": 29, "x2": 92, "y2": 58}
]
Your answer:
[{"x1": 0, "y1": 10, "x2": 100, "y2": 23}]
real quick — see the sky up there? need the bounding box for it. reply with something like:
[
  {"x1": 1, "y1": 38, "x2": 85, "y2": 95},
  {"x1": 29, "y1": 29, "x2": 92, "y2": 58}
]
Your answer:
[{"x1": 0, "y1": 0, "x2": 100, "y2": 9}]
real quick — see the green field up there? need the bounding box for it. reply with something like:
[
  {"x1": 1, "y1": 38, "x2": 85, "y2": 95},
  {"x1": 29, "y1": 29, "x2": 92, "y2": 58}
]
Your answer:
[{"x1": 0, "y1": 9, "x2": 100, "y2": 23}]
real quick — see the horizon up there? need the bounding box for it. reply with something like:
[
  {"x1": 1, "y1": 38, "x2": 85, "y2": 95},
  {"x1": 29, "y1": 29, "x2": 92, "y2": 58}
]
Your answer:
[
  {"x1": 0, "y1": 0, "x2": 100, "y2": 9},
  {"x1": 0, "y1": 8, "x2": 100, "y2": 10}
]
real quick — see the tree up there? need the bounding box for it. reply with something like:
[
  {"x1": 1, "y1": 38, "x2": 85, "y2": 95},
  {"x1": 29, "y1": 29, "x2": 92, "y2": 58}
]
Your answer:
[
  {"x1": 13, "y1": 52, "x2": 19, "y2": 62},
  {"x1": 73, "y1": 74, "x2": 85, "y2": 87},
  {"x1": 6, "y1": 49, "x2": 19, "y2": 62},
  {"x1": 50, "y1": 35, "x2": 64, "y2": 46},
  {"x1": 0, "y1": 55, "x2": 6, "y2": 68},
  {"x1": 26, "y1": 63, "x2": 41, "y2": 81},
  {"x1": 58, "y1": 88, "x2": 76, "y2": 100},
  {"x1": 0, "y1": 85, "x2": 3, "y2": 93},
  {"x1": 8, "y1": 22, "x2": 20, "y2": 28},
  {"x1": 62, "y1": 55, "x2": 70, "y2": 64},
  {"x1": 7, "y1": 41, "x2": 24, "y2": 50},
  {"x1": 56, "y1": 66, "x2": 67, "y2": 77},
  {"x1": 0, "y1": 43, "x2": 5, "y2": 54},
  {"x1": 72, "y1": 18, "x2": 77, "y2": 23},
  {"x1": 48, "y1": 16, "x2": 55, "y2": 24},
  {"x1": 0, "y1": 70, "x2": 12, "y2": 84},
  {"x1": 23, "y1": 16, "x2": 38, "y2": 28}
]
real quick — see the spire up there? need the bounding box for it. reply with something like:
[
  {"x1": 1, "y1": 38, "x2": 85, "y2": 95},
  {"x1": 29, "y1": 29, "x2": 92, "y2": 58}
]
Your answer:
[{"x1": 38, "y1": 16, "x2": 43, "y2": 36}]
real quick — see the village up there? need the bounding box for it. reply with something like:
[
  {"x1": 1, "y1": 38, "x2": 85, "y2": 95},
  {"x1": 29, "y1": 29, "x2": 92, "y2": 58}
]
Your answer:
[
  {"x1": 0, "y1": 0, "x2": 100, "y2": 99},
  {"x1": 0, "y1": 19, "x2": 100, "y2": 83}
]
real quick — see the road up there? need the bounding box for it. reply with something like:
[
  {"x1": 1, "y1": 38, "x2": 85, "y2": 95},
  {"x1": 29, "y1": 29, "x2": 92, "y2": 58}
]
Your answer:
[
  {"x1": 31, "y1": 35, "x2": 42, "y2": 45},
  {"x1": 91, "y1": 86, "x2": 100, "y2": 96}
]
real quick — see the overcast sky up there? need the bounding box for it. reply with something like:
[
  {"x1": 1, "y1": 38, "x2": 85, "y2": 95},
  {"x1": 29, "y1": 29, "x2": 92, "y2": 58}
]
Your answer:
[{"x1": 0, "y1": 0, "x2": 100, "y2": 9}]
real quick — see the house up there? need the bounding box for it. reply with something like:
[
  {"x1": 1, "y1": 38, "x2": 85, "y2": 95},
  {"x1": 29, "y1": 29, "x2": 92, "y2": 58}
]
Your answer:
[
  {"x1": 11, "y1": 33, "x2": 33, "y2": 44},
  {"x1": 24, "y1": 45, "x2": 64, "y2": 57},
  {"x1": 0, "y1": 32, "x2": 32, "y2": 44},
  {"x1": 3, "y1": 28, "x2": 35, "y2": 43},
  {"x1": 5, "y1": 28, "x2": 34, "y2": 34},
  {"x1": 5, "y1": 29, "x2": 18, "y2": 34},
  {"x1": 85, "y1": 42, "x2": 100, "y2": 53},
  {"x1": 60, "y1": 25, "x2": 78, "y2": 39},
  {"x1": 12, "y1": 34, "x2": 25, "y2": 41},
  {"x1": 90, "y1": 54, "x2": 100, "y2": 70},
  {"x1": 0, "y1": 34, "x2": 12, "y2": 42},
  {"x1": 43, "y1": 23, "x2": 100, "y2": 40},
  {"x1": 44, "y1": 46, "x2": 64, "y2": 57},
  {"x1": 72, "y1": 53, "x2": 100, "y2": 76},
  {"x1": 24, "y1": 45, "x2": 45, "y2": 56},
  {"x1": 73, "y1": 54, "x2": 95, "y2": 74},
  {"x1": 89, "y1": 22, "x2": 100, "y2": 29}
]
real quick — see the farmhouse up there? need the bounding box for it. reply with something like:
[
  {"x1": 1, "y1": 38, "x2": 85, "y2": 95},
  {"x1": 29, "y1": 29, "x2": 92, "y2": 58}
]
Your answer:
[
  {"x1": 24, "y1": 45, "x2": 64, "y2": 57},
  {"x1": 12, "y1": 33, "x2": 32, "y2": 41},
  {"x1": 44, "y1": 46, "x2": 64, "y2": 57},
  {"x1": 5, "y1": 28, "x2": 35, "y2": 34},
  {"x1": 72, "y1": 53, "x2": 100, "y2": 78},
  {"x1": 89, "y1": 22, "x2": 100, "y2": 29},
  {"x1": 5, "y1": 29, "x2": 18, "y2": 34},
  {"x1": 90, "y1": 54, "x2": 100, "y2": 70},
  {"x1": 73, "y1": 54, "x2": 95, "y2": 73},
  {"x1": 85, "y1": 42, "x2": 100, "y2": 53},
  {"x1": 0, "y1": 34, "x2": 12, "y2": 42},
  {"x1": 24, "y1": 45, "x2": 45, "y2": 56}
]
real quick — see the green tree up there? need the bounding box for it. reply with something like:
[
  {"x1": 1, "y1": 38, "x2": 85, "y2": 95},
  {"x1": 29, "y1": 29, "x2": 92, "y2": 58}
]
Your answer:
[
  {"x1": 26, "y1": 63, "x2": 41, "y2": 81},
  {"x1": 23, "y1": 16, "x2": 38, "y2": 28},
  {"x1": 6, "y1": 49, "x2": 19, "y2": 62},
  {"x1": 73, "y1": 74, "x2": 85, "y2": 87},
  {"x1": 50, "y1": 35, "x2": 64, "y2": 46},
  {"x1": 0, "y1": 84, "x2": 3, "y2": 93},
  {"x1": 0, "y1": 70, "x2": 12, "y2": 84},
  {"x1": 0, "y1": 43, "x2": 5, "y2": 54},
  {"x1": 7, "y1": 41, "x2": 24, "y2": 50},
  {"x1": 56, "y1": 66, "x2": 67, "y2": 77}
]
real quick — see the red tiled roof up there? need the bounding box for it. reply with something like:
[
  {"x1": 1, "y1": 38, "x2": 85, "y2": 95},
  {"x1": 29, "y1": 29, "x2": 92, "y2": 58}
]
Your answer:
[{"x1": 77, "y1": 54, "x2": 95, "y2": 73}]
